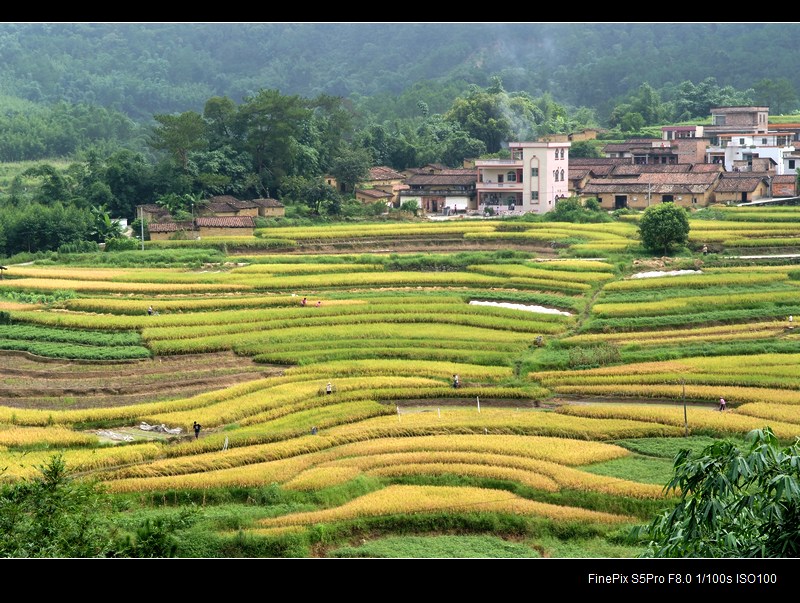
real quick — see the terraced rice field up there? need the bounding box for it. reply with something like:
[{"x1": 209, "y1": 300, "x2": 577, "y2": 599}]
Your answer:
[{"x1": 2, "y1": 209, "x2": 799, "y2": 557}]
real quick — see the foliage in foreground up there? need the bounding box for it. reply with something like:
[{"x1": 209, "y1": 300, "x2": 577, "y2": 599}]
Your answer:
[{"x1": 635, "y1": 427, "x2": 800, "y2": 557}]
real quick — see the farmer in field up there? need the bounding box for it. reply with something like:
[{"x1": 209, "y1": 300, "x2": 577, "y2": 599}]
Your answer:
[
  {"x1": 193, "y1": 421, "x2": 201, "y2": 438},
  {"x1": 301, "y1": 297, "x2": 307, "y2": 306},
  {"x1": 453, "y1": 374, "x2": 460, "y2": 388},
  {"x1": 718, "y1": 397, "x2": 726, "y2": 411},
  {"x1": 326, "y1": 382, "x2": 332, "y2": 395}
]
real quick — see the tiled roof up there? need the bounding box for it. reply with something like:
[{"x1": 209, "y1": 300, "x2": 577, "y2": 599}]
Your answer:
[
  {"x1": 714, "y1": 177, "x2": 765, "y2": 193},
  {"x1": 207, "y1": 201, "x2": 240, "y2": 213},
  {"x1": 356, "y1": 188, "x2": 392, "y2": 199},
  {"x1": 568, "y1": 164, "x2": 615, "y2": 176},
  {"x1": 582, "y1": 172, "x2": 719, "y2": 195},
  {"x1": 773, "y1": 175, "x2": 797, "y2": 184},
  {"x1": 207, "y1": 195, "x2": 241, "y2": 205},
  {"x1": 610, "y1": 164, "x2": 692, "y2": 176},
  {"x1": 569, "y1": 169, "x2": 593, "y2": 179},
  {"x1": 148, "y1": 221, "x2": 192, "y2": 232},
  {"x1": 690, "y1": 163, "x2": 724, "y2": 172},
  {"x1": 250, "y1": 198, "x2": 284, "y2": 208},
  {"x1": 195, "y1": 216, "x2": 255, "y2": 228},
  {"x1": 569, "y1": 157, "x2": 630, "y2": 165},
  {"x1": 368, "y1": 166, "x2": 405, "y2": 181},
  {"x1": 722, "y1": 171, "x2": 773, "y2": 178}
]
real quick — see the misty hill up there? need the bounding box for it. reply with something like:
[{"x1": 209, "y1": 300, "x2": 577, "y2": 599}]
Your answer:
[{"x1": 1, "y1": 23, "x2": 799, "y2": 121}]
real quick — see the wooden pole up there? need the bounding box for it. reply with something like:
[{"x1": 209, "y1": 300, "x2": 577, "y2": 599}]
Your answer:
[{"x1": 682, "y1": 378, "x2": 688, "y2": 437}]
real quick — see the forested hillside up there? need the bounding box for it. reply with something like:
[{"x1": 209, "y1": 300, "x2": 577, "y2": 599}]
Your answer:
[{"x1": 1, "y1": 23, "x2": 798, "y2": 120}]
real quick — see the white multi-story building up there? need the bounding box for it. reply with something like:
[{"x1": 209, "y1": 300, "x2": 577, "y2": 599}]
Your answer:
[
  {"x1": 705, "y1": 132, "x2": 796, "y2": 175},
  {"x1": 475, "y1": 141, "x2": 571, "y2": 215}
]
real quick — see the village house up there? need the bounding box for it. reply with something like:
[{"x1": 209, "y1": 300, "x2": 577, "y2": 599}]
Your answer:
[
  {"x1": 355, "y1": 166, "x2": 408, "y2": 208},
  {"x1": 580, "y1": 171, "x2": 721, "y2": 210},
  {"x1": 703, "y1": 106, "x2": 796, "y2": 174},
  {"x1": 712, "y1": 174, "x2": 771, "y2": 205},
  {"x1": 354, "y1": 187, "x2": 393, "y2": 207},
  {"x1": 195, "y1": 216, "x2": 255, "y2": 237},
  {"x1": 251, "y1": 198, "x2": 286, "y2": 217},
  {"x1": 147, "y1": 221, "x2": 194, "y2": 241},
  {"x1": 399, "y1": 169, "x2": 477, "y2": 214},
  {"x1": 475, "y1": 141, "x2": 570, "y2": 215}
]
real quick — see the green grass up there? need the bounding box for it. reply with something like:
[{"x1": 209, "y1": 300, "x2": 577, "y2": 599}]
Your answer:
[
  {"x1": 531, "y1": 534, "x2": 645, "y2": 558},
  {"x1": 612, "y1": 436, "x2": 727, "y2": 458},
  {"x1": 328, "y1": 534, "x2": 540, "y2": 558},
  {"x1": 579, "y1": 455, "x2": 676, "y2": 486}
]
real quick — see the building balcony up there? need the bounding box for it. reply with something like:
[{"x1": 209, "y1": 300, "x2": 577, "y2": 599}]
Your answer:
[
  {"x1": 476, "y1": 182, "x2": 523, "y2": 190},
  {"x1": 475, "y1": 159, "x2": 521, "y2": 167},
  {"x1": 400, "y1": 189, "x2": 475, "y2": 197}
]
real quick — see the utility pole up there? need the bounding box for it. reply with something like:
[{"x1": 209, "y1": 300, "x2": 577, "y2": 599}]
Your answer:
[
  {"x1": 139, "y1": 206, "x2": 144, "y2": 251},
  {"x1": 682, "y1": 378, "x2": 688, "y2": 437}
]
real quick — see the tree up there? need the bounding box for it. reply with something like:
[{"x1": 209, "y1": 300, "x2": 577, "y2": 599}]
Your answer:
[
  {"x1": 638, "y1": 203, "x2": 690, "y2": 255},
  {"x1": 149, "y1": 111, "x2": 208, "y2": 171},
  {"x1": 569, "y1": 140, "x2": 602, "y2": 159},
  {"x1": 329, "y1": 146, "x2": 372, "y2": 193},
  {"x1": 0, "y1": 454, "x2": 115, "y2": 557},
  {"x1": 753, "y1": 78, "x2": 798, "y2": 115},
  {"x1": 635, "y1": 427, "x2": 800, "y2": 557}
]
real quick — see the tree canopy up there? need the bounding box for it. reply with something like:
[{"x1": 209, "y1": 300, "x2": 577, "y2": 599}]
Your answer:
[
  {"x1": 638, "y1": 203, "x2": 690, "y2": 255},
  {"x1": 636, "y1": 427, "x2": 800, "y2": 558}
]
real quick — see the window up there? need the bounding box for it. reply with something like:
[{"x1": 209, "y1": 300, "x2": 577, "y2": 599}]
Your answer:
[
  {"x1": 560, "y1": 148, "x2": 565, "y2": 159},
  {"x1": 531, "y1": 167, "x2": 539, "y2": 178},
  {"x1": 497, "y1": 174, "x2": 504, "y2": 183},
  {"x1": 554, "y1": 150, "x2": 559, "y2": 160},
  {"x1": 790, "y1": 160, "x2": 796, "y2": 169},
  {"x1": 762, "y1": 138, "x2": 768, "y2": 145},
  {"x1": 740, "y1": 138, "x2": 745, "y2": 145},
  {"x1": 531, "y1": 191, "x2": 539, "y2": 201},
  {"x1": 560, "y1": 169, "x2": 565, "y2": 181},
  {"x1": 506, "y1": 171, "x2": 516, "y2": 182}
]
